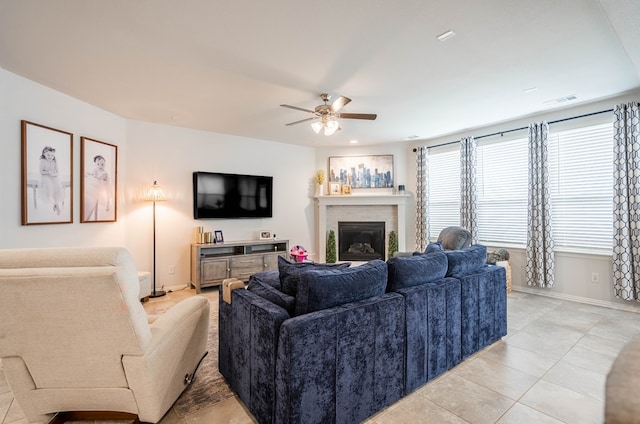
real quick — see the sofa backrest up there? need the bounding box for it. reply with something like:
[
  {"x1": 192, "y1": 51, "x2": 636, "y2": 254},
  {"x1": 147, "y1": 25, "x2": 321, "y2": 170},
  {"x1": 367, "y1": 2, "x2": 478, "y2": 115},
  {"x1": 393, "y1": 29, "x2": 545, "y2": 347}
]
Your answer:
[{"x1": 0, "y1": 247, "x2": 151, "y2": 389}]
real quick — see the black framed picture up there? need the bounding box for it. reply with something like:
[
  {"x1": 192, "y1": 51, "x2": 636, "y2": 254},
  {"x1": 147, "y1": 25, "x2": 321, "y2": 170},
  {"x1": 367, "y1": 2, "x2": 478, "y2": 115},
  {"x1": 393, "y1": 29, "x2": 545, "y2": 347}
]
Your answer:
[
  {"x1": 21, "y1": 120, "x2": 73, "y2": 225},
  {"x1": 81, "y1": 136, "x2": 117, "y2": 222},
  {"x1": 215, "y1": 230, "x2": 224, "y2": 243}
]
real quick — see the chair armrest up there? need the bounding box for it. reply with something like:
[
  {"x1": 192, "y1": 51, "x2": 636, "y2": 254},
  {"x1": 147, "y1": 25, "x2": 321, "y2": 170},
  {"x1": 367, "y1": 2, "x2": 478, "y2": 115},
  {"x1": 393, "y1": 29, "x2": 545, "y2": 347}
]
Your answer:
[{"x1": 122, "y1": 296, "x2": 210, "y2": 423}]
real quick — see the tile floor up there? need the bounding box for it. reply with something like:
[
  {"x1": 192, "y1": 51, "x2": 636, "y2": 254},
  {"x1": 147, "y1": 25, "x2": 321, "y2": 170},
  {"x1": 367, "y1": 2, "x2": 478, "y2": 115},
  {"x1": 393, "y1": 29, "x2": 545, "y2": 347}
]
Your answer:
[{"x1": 2, "y1": 289, "x2": 639, "y2": 424}]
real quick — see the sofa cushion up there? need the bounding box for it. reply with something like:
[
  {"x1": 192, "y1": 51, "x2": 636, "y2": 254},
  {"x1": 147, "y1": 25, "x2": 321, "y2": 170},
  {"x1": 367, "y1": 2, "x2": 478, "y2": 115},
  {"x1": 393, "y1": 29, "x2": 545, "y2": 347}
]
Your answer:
[
  {"x1": 386, "y1": 251, "x2": 448, "y2": 291},
  {"x1": 294, "y1": 259, "x2": 387, "y2": 316},
  {"x1": 444, "y1": 244, "x2": 488, "y2": 277},
  {"x1": 246, "y1": 276, "x2": 295, "y2": 314},
  {"x1": 278, "y1": 256, "x2": 350, "y2": 297}
]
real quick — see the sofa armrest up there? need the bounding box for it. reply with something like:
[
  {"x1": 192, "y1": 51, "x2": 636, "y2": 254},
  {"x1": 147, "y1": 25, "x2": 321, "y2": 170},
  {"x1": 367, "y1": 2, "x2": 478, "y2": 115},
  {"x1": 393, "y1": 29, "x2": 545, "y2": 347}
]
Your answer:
[
  {"x1": 122, "y1": 296, "x2": 210, "y2": 423},
  {"x1": 218, "y1": 287, "x2": 289, "y2": 424}
]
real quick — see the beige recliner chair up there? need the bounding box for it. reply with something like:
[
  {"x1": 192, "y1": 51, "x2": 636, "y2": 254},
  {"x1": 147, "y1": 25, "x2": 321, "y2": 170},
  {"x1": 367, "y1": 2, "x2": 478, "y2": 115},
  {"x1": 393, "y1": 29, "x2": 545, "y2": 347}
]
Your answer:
[{"x1": 0, "y1": 247, "x2": 210, "y2": 423}]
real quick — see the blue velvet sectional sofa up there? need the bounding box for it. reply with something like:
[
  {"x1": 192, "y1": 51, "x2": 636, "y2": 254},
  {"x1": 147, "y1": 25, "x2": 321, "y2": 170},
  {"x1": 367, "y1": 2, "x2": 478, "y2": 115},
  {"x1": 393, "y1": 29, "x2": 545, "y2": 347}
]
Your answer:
[{"x1": 219, "y1": 244, "x2": 507, "y2": 424}]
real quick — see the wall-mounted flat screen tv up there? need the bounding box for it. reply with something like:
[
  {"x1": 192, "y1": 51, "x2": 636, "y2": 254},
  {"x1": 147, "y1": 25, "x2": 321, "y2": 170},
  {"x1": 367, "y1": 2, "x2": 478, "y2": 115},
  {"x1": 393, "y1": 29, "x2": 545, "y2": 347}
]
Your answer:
[{"x1": 193, "y1": 171, "x2": 273, "y2": 219}]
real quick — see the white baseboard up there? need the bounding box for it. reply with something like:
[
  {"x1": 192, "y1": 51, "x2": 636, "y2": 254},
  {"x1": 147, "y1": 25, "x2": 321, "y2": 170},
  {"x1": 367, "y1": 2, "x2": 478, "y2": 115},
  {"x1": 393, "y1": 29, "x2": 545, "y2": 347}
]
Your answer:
[{"x1": 512, "y1": 286, "x2": 640, "y2": 314}]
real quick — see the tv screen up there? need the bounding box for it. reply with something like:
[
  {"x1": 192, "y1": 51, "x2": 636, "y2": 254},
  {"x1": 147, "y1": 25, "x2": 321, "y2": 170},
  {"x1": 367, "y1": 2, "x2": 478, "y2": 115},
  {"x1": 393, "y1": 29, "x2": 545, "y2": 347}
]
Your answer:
[{"x1": 193, "y1": 171, "x2": 273, "y2": 219}]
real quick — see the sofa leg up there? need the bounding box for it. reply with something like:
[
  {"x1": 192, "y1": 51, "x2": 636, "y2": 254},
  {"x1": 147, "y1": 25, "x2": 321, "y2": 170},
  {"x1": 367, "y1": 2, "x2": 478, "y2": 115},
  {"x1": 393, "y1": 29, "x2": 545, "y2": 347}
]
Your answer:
[{"x1": 47, "y1": 411, "x2": 144, "y2": 423}]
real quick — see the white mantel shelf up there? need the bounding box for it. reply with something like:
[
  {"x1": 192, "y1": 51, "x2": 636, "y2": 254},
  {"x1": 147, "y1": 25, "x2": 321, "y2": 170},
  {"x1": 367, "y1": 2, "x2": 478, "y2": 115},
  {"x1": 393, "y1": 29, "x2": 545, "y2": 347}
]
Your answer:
[{"x1": 315, "y1": 194, "x2": 410, "y2": 262}]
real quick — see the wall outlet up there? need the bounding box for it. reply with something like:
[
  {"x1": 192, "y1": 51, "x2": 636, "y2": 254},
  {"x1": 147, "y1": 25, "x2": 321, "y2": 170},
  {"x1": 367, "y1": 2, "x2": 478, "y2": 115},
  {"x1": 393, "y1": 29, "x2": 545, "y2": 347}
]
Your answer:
[
  {"x1": 169, "y1": 265, "x2": 176, "y2": 275},
  {"x1": 591, "y1": 272, "x2": 600, "y2": 283}
]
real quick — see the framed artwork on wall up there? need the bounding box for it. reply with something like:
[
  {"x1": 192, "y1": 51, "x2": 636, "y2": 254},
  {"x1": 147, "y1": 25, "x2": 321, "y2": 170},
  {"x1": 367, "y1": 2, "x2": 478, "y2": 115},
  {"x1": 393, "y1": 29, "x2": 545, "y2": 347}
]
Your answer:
[
  {"x1": 328, "y1": 154, "x2": 394, "y2": 188},
  {"x1": 21, "y1": 120, "x2": 73, "y2": 225},
  {"x1": 81, "y1": 137, "x2": 117, "y2": 223}
]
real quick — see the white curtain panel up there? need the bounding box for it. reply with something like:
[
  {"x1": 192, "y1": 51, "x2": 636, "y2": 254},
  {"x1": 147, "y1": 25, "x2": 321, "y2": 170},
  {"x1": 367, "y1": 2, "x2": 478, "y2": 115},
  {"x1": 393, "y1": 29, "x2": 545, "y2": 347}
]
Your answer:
[
  {"x1": 415, "y1": 146, "x2": 429, "y2": 252},
  {"x1": 613, "y1": 101, "x2": 640, "y2": 301},
  {"x1": 526, "y1": 121, "x2": 555, "y2": 288},
  {"x1": 460, "y1": 136, "x2": 478, "y2": 244}
]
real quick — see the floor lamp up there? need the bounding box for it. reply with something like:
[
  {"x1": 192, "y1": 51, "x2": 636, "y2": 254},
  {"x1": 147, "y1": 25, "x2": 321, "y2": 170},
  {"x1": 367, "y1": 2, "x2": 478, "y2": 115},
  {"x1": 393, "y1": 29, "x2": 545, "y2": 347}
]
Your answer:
[{"x1": 144, "y1": 180, "x2": 168, "y2": 298}]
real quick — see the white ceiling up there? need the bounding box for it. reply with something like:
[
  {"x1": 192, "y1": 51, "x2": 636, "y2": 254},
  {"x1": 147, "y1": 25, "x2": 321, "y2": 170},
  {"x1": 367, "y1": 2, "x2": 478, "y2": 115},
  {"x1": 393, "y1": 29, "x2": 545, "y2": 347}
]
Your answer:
[{"x1": 1, "y1": 0, "x2": 639, "y2": 147}]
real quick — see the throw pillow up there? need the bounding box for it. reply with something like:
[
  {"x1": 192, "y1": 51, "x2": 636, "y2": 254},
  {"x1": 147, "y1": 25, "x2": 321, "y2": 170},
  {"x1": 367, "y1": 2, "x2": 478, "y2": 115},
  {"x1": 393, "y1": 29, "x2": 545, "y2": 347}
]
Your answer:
[
  {"x1": 386, "y1": 251, "x2": 448, "y2": 291},
  {"x1": 246, "y1": 276, "x2": 295, "y2": 314},
  {"x1": 278, "y1": 256, "x2": 350, "y2": 297},
  {"x1": 437, "y1": 226, "x2": 472, "y2": 250},
  {"x1": 424, "y1": 241, "x2": 444, "y2": 254},
  {"x1": 294, "y1": 259, "x2": 388, "y2": 316},
  {"x1": 248, "y1": 269, "x2": 281, "y2": 290},
  {"x1": 444, "y1": 244, "x2": 488, "y2": 277}
]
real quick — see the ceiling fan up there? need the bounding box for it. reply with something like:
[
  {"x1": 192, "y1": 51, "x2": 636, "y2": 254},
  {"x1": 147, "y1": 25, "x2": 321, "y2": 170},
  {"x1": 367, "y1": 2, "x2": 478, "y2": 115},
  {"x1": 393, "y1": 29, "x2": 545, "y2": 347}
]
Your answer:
[{"x1": 280, "y1": 93, "x2": 377, "y2": 135}]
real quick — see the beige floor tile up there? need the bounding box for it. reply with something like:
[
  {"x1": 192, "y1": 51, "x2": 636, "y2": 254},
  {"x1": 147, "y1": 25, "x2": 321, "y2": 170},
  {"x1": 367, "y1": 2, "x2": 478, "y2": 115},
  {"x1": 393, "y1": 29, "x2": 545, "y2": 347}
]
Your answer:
[
  {"x1": 589, "y1": 316, "x2": 640, "y2": 343},
  {"x1": 561, "y1": 345, "x2": 617, "y2": 375},
  {"x1": 496, "y1": 403, "x2": 564, "y2": 424},
  {"x1": 367, "y1": 394, "x2": 469, "y2": 424},
  {"x1": 575, "y1": 333, "x2": 629, "y2": 358},
  {"x1": 452, "y1": 356, "x2": 539, "y2": 400},
  {"x1": 420, "y1": 374, "x2": 514, "y2": 424},
  {"x1": 543, "y1": 360, "x2": 606, "y2": 401},
  {"x1": 504, "y1": 328, "x2": 578, "y2": 360},
  {"x1": 483, "y1": 342, "x2": 556, "y2": 378},
  {"x1": 520, "y1": 380, "x2": 603, "y2": 424}
]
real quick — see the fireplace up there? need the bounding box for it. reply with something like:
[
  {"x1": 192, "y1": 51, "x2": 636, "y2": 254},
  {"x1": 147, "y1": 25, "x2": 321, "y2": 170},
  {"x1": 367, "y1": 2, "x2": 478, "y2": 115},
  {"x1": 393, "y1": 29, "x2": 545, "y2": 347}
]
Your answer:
[{"x1": 339, "y1": 221, "x2": 385, "y2": 261}]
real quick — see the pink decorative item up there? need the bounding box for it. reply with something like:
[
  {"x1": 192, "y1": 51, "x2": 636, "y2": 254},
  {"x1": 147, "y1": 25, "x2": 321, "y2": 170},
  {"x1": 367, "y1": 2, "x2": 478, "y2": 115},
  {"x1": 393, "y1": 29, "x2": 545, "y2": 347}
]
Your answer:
[{"x1": 290, "y1": 245, "x2": 308, "y2": 263}]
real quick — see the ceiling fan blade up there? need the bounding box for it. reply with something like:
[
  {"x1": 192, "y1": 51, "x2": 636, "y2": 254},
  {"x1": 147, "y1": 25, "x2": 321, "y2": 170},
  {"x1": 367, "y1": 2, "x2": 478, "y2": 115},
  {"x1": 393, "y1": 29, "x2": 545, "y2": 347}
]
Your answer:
[
  {"x1": 337, "y1": 113, "x2": 377, "y2": 120},
  {"x1": 330, "y1": 96, "x2": 351, "y2": 113},
  {"x1": 280, "y1": 104, "x2": 316, "y2": 114},
  {"x1": 285, "y1": 116, "x2": 319, "y2": 126}
]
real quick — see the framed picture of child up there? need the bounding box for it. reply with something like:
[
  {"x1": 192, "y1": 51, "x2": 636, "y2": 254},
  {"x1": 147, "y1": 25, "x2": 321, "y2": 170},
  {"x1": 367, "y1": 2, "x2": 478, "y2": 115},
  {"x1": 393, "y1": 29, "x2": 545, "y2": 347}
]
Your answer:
[
  {"x1": 80, "y1": 137, "x2": 118, "y2": 222},
  {"x1": 21, "y1": 120, "x2": 74, "y2": 225}
]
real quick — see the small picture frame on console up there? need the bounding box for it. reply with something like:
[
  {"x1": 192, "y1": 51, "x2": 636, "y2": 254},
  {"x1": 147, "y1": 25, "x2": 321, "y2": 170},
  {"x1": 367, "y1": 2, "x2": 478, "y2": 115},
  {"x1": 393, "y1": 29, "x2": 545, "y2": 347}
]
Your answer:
[
  {"x1": 329, "y1": 182, "x2": 342, "y2": 195},
  {"x1": 341, "y1": 184, "x2": 352, "y2": 195},
  {"x1": 214, "y1": 230, "x2": 224, "y2": 243},
  {"x1": 259, "y1": 231, "x2": 272, "y2": 240}
]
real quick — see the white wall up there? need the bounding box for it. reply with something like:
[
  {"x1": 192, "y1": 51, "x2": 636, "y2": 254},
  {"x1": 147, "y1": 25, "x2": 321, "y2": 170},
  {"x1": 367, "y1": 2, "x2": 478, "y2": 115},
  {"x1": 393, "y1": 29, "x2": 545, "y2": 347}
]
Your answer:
[{"x1": 0, "y1": 67, "x2": 316, "y2": 287}]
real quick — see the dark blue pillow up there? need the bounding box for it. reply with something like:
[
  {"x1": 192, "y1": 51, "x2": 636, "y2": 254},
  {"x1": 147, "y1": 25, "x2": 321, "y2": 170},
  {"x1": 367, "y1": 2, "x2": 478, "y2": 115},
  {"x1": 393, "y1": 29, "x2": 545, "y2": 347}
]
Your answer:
[
  {"x1": 278, "y1": 256, "x2": 350, "y2": 297},
  {"x1": 424, "y1": 241, "x2": 444, "y2": 254},
  {"x1": 249, "y1": 269, "x2": 281, "y2": 290},
  {"x1": 294, "y1": 260, "x2": 388, "y2": 316},
  {"x1": 444, "y1": 244, "x2": 487, "y2": 277},
  {"x1": 246, "y1": 277, "x2": 295, "y2": 314},
  {"x1": 386, "y1": 252, "x2": 448, "y2": 291}
]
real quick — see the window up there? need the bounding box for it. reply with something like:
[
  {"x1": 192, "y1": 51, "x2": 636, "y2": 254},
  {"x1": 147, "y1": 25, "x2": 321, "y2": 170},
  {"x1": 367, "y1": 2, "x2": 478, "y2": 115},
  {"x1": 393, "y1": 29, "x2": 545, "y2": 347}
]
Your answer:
[
  {"x1": 427, "y1": 146, "x2": 459, "y2": 240},
  {"x1": 424, "y1": 121, "x2": 614, "y2": 253},
  {"x1": 548, "y1": 123, "x2": 613, "y2": 252}
]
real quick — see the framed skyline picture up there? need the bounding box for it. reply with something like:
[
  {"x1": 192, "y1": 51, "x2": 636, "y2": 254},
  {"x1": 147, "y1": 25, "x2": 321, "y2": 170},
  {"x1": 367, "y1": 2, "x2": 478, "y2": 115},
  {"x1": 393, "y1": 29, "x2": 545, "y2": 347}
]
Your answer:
[
  {"x1": 328, "y1": 154, "x2": 394, "y2": 189},
  {"x1": 81, "y1": 136, "x2": 117, "y2": 223},
  {"x1": 21, "y1": 120, "x2": 73, "y2": 225}
]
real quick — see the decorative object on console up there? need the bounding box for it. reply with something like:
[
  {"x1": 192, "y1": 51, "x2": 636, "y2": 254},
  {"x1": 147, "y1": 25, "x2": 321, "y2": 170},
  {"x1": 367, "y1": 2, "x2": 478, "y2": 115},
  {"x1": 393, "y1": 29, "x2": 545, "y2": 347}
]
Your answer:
[
  {"x1": 326, "y1": 229, "x2": 337, "y2": 263},
  {"x1": 144, "y1": 180, "x2": 168, "y2": 298},
  {"x1": 21, "y1": 120, "x2": 73, "y2": 225},
  {"x1": 80, "y1": 136, "x2": 117, "y2": 223},
  {"x1": 214, "y1": 230, "x2": 224, "y2": 243},
  {"x1": 289, "y1": 245, "x2": 308, "y2": 263},
  {"x1": 398, "y1": 184, "x2": 405, "y2": 194},
  {"x1": 329, "y1": 182, "x2": 342, "y2": 195},
  {"x1": 341, "y1": 184, "x2": 352, "y2": 195},
  {"x1": 329, "y1": 154, "x2": 394, "y2": 188}
]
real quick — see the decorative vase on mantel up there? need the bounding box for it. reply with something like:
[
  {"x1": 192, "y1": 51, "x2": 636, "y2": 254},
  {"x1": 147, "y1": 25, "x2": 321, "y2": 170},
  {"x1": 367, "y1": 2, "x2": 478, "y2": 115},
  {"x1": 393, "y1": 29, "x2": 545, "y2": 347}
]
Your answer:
[{"x1": 315, "y1": 184, "x2": 324, "y2": 197}]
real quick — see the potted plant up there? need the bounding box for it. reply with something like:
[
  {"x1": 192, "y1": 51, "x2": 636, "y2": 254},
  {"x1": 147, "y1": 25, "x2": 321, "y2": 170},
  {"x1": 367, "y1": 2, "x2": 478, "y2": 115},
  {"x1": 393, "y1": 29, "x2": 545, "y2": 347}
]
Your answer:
[
  {"x1": 388, "y1": 230, "x2": 398, "y2": 259},
  {"x1": 326, "y1": 229, "x2": 337, "y2": 263}
]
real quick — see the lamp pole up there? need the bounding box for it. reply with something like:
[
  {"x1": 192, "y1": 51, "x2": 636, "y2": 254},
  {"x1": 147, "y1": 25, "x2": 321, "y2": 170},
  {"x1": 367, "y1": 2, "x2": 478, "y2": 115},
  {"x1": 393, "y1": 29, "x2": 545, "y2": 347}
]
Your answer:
[{"x1": 146, "y1": 180, "x2": 167, "y2": 298}]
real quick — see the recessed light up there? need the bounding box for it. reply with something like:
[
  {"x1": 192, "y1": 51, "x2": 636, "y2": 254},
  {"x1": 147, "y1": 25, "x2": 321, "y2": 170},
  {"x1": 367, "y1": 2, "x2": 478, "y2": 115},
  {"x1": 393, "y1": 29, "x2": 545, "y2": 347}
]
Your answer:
[
  {"x1": 523, "y1": 87, "x2": 538, "y2": 93},
  {"x1": 349, "y1": 139, "x2": 359, "y2": 144},
  {"x1": 436, "y1": 30, "x2": 456, "y2": 41},
  {"x1": 403, "y1": 135, "x2": 420, "y2": 140}
]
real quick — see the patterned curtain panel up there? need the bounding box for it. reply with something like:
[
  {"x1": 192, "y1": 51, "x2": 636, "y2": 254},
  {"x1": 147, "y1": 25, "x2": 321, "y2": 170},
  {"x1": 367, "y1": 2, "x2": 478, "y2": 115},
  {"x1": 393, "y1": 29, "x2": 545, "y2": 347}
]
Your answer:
[
  {"x1": 526, "y1": 121, "x2": 555, "y2": 288},
  {"x1": 613, "y1": 101, "x2": 640, "y2": 301},
  {"x1": 415, "y1": 146, "x2": 429, "y2": 251},
  {"x1": 460, "y1": 136, "x2": 478, "y2": 243}
]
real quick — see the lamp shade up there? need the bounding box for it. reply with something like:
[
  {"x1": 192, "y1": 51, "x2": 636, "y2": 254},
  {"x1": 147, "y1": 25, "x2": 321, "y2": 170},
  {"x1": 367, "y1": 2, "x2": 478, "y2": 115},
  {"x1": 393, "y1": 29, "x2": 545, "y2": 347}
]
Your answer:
[{"x1": 144, "y1": 181, "x2": 168, "y2": 202}]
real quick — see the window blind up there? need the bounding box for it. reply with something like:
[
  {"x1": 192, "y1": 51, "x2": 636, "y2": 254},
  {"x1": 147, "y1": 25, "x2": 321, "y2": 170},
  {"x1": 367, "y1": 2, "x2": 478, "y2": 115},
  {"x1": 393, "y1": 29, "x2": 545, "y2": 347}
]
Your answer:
[{"x1": 427, "y1": 148, "x2": 460, "y2": 240}]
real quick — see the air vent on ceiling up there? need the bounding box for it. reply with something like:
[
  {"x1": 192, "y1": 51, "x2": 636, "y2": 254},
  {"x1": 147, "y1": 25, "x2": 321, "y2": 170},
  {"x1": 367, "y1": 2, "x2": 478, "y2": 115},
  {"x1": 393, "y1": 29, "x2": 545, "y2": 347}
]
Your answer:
[{"x1": 544, "y1": 95, "x2": 578, "y2": 105}]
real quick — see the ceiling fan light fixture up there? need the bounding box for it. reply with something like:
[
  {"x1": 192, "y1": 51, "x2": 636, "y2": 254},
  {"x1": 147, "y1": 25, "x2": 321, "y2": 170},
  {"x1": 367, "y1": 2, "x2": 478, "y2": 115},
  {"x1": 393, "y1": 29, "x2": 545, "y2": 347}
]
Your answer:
[
  {"x1": 311, "y1": 121, "x2": 323, "y2": 134},
  {"x1": 324, "y1": 119, "x2": 339, "y2": 135}
]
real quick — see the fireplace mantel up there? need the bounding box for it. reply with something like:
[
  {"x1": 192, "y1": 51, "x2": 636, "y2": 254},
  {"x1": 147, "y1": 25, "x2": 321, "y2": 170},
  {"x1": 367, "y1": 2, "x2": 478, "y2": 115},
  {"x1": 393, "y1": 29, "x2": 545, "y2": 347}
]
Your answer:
[{"x1": 315, "y1": 194, "x2": 409, "y2": 262}]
